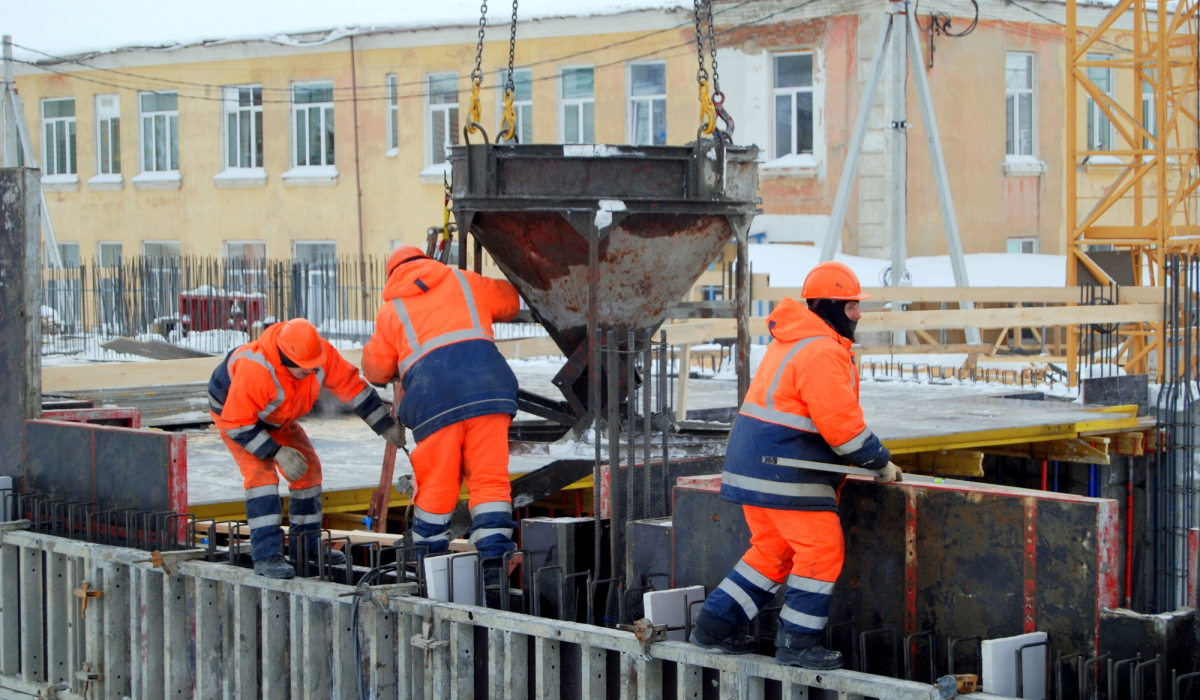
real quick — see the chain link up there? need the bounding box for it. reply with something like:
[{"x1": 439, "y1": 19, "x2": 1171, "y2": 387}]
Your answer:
[
  {"x1": 506, "y1": 0, "x2": 518, "y2": 94},
  {"x1": 499, "y1": 0, "x2": 520, "y2": 141},
  {"x1": 703, "y1": 0, "x2": 720, "y2": 95},
  {"x1": 692, "y1": 0, "x2": 709, "y2": 86},
  {"x1": 467, "y1": 0, "x2": 488, "y2": 134}
]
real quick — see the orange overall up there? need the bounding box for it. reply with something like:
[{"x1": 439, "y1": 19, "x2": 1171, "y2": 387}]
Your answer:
[{"x1": 362, "y1": 252, "x2": 521, "y2": 558}]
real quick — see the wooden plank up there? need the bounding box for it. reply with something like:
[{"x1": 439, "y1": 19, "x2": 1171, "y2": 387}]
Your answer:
[
  {"x1": 856, "y1": 343, "x2": 991, "y2": 356},
  {"x1": 42, "y1": 356, "x2": 223, "y2": 393},
  {"x1": 893, "y1": 450, "x2": 985, "y2": 477},
  {"x1": 985, "y1": 437, "x2": 1111, "y2": 464},
  {"x1": 100, "y1": 337, "x2": 215, "y2": 360},
  {"x1": 976, "y1": 355, "x2": 1068, "y2": 364},
  {"x1": 856, "y1": 304, "x2": 1162, "y2": 332},
  {"x1": 752, "y1": 286, "x2": 1164, "y2": 304},
  {"x1": 494, "y1": 335, "x2": 562, "y2": 360}
]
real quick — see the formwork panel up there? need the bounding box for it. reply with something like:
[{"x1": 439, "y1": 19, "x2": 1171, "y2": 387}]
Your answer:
[{"x1": 671, "y1": 475, "x2": 1119, "y2": 667}]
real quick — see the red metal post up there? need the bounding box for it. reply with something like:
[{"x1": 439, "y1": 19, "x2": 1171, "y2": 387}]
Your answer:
[
  {"x1": 1040, "y1": 460, "x2": 1048, "y2": 491},
  {"x1": 1023, "y1": 499, "x2": 1037, "y2": 634}
]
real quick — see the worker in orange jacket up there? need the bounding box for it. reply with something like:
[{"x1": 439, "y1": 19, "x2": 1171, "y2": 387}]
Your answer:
[
  {"x1": 362, "y1": 246, "x2": 521, "y2": 573},
  {"x1": 208, "y1": 318, "x2": 405, "y2": 579},
  {"x1": 689, "y1": 261, "x2": 902, "y2": 669}
]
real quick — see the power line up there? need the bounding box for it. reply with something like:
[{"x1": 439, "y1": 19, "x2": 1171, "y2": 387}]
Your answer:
[
  {"x1": 10, "y1": 0, "x2": 822, "y2": 106},
  {"x1": 1005, "y1": 0, "x2": 1134, "y2": 53}
]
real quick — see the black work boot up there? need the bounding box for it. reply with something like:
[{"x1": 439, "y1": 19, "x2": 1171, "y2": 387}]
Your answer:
[
  {"x1": 689, "y1": 609, "x2": 759, "y2": 654},
  {"x1": 483, "y1": 566, "x2": 504, "y2": 608},
  {"x1": 774, "y1": 624, "x2": 843, "y2": 670},
  {"x1": 305, "y1": 543, "x2": 346, "y2": 566},
  {"x1": 254, "y1": 555, "x2": 296, "y2": 579}
]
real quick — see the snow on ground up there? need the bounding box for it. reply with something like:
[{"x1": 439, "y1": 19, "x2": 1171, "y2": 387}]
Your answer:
[
  {"x1": 747, "y1": 245, "x2": 1067, "y2": 289},
  {"x1": 9, "y1": 1, "x2": 688, "y2": 61}
]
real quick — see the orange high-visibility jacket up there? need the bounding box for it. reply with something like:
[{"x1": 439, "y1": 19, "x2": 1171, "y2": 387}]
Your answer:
[
  {"x1": 721, "y1": 298, "x2": 891, "y2": 511},
  {"x1": 208, "y1": 322, "x2": 394, "y2": 459},
  {"x1": 362, "y1": 257, "x2": 520, "y2": 441}
]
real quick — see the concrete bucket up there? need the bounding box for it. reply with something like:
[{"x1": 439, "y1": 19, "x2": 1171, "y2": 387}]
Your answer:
[{"x1": 449, "y1": 141, "x2": 760, "y2": 424}]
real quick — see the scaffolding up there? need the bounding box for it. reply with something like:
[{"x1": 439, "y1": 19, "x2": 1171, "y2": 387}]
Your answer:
[{"x1": 1065, "y1": 0, "x2": 1200, "y2": 383}]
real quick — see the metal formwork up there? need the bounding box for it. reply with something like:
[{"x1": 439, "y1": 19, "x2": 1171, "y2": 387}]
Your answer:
[{"x1": 0, "y1": 523, "x2": 950, "y2": 700}]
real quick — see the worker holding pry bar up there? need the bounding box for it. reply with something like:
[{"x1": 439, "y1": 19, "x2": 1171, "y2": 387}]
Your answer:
[
  {"x1": 208, "y1": 318, "x2": 406, "y2": 579},
  {"x1": 362, "y1": 246, "x2": 521, "y2": 594},
  {"x1": 689, "y1": 261, "x2": 903, "y2": 670}
]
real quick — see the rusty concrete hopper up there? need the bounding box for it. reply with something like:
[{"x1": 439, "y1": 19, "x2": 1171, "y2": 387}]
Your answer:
[{"x1": 449, "y1": 141, "x2": 759, "y2": 424}]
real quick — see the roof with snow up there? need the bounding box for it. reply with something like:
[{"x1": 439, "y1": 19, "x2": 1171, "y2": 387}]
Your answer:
[{"x1": 6, "y1": 0, "x2": 687, "y2": 63}]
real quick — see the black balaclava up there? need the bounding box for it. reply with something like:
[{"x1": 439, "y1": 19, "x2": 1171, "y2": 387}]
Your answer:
[{"x1": 808, "y1": 299, "x2": 857, "y2": 341}]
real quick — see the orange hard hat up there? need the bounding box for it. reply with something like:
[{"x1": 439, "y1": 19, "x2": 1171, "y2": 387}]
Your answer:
[
  {"x1": 387, "y1": 245, "x2": 429, "y2": 276},
  {"x1": 275, "y1": 318, "x2": 327, "y2": 369},
  {"x1": 800, "y1": 261, "x2": 871, "y2": 301}
]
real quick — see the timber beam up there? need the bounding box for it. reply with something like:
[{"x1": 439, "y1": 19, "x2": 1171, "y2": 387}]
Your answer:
[
  {"x1": 893, "y1": 450, "x2": 984, "y2": 477},
  {"x1": 984, "y1": 437, "x2": 1111, "y2": 465}
]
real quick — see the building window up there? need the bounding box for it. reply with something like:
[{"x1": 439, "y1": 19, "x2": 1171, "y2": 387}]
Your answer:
[
  {"x1": 95, "y1": 95, "x2": 120, "y2": 175},
  {"x1": 224, "y1": 241, "x2": 267, "y2": 261},
  {"x1": 140, "y1": 92, "x2": 179, "y2": 172},
  {"x1": 774, "y1": 54, "x2": 814, "y2": 158},
  {"x1": 98, "y1": 242, "x2": 123, "y2": 267},
  {"x1": 1086, "y1": 54, "x2": 1113, "y2": 151},
  {"x1": 496, "y1": 68, "x2": 533, "y2": 144},
  {"x1": 561, "y1": 67, "x2": 594, "y2": 144},
  {"x1": 387, "y1": 74, "x2": 399, "y2": 153},
  {"x1": 224, "y1": 86, "x2": 263, "y2": 169},
  {"x1": 1006, "y1": 53, "x2": 1034, "y2": 157},
  {"x1": 427, "y1": 74, "x2": 459, "y2": 166},
  {"x1": 629, "y1": 62, "x2": 666, "y2": 146},
  {"x1": 143, "y1": 241, "x2": 181, "y2": 259},
  {"x1": 295, "y1": 242, "x2": 337, "y2": 325},
  {"x1": 293, "y1": 82, "x2": 334, "y2": 167},
  {"x1": 1142, "y1": 76, "x2": 1156, "y2": 150},
  {"x1": 42, "y1": 97, "x2": 76, "y2": 176},
  {"x1": 1007, "y1": 237, "x2": 1038, "y2": 254},
  {"x1": 49, "y1": 242, "x2": 80, "y2": 269}
]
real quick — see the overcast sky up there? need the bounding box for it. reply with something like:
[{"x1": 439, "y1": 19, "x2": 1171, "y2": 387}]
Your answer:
[{"x1": 1, "y1": 0, "x2": 681, "y2": 61}]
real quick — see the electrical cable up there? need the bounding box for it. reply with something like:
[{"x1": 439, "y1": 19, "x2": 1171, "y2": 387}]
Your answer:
[{"x1": 8, "y1": 0, "x2": 820, "y2": 106}]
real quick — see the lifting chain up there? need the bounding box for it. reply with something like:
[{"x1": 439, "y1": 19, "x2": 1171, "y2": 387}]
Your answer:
[
  {"x1": 467, "y1": 0, "x2": 488, "y2": 134},
  {"x1": 692, "y1": 0, "x2": 733, "y2": 141},
  {"x1": 499, "y1": 0, "x2": 520, "y2": 141}
]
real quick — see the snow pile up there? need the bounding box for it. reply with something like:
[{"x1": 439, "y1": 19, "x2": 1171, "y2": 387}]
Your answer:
[{"x1": 748, "y1": 245, "x2": 1067, "y2": 289}]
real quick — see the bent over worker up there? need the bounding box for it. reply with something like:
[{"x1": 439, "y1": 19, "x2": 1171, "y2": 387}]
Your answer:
[
  {"x1": 208, "y1": 318, "x2": 405, "y2": 579},
  {"x1": 362, "y1": 246, "x2": 521, "y2": 568},
  {"x1": 689, "y1": 261, "x2": 903, "y2": 670}
]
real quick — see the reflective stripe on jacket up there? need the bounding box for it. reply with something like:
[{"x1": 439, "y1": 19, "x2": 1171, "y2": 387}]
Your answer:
[
  {"x1": 361, "y1": 257, "x2": 520, "y2": 441},
  {"x1": 209, "y1": 322, "x2": 394, "y2": 459},
  {"x1": 720, "y1": 298, "x2": 890, "y2": 512}
]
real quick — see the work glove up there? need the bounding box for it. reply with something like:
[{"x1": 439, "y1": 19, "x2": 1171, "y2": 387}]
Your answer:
[
  {"x1": 275, "y1": 446, "x2": 309, "y2": 482},
  {"x1": 381, "y1": 421, "x2": 407, "y2": 449},
  {"x1": 874, "y1": 462, "x2": 903, "y2": 484}
]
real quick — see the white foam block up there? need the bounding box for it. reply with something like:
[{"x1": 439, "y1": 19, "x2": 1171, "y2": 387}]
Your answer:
[
  {"x1": 0, "y1": 477, "x2": 11, "y2": 521},
  {"x1": 644, "y1": 585, "x2": 706, "y2": 641},
  {"x1": 423, "y1": 555, "x2": 478, "y2": 606},
  {"x1": 981, "y1": 631, "x2": 1047, "y2": 699}
]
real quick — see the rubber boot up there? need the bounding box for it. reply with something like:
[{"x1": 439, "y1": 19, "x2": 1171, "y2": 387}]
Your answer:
[
  {"x1": 774, "y1": 623, "x2": 843, "y2": 670},
  {"x1": 688, "y1": 609, "x2": 759, "y2": 654},
  {"x1": 254, "y1": 555, "x2": 296, "y2": 580}
]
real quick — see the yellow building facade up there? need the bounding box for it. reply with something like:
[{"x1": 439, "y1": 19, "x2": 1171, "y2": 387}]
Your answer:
[{"x1": 10, "y1": 0, "x2": 1165, "y2": 269}]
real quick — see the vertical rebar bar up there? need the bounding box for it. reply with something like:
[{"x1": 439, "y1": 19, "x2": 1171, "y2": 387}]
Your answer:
[
  {"x1": 606, "y1": 329, "x2": 622, "y2": 623},
  {"x1": 643, "y1": 329, "x2": 652, "y2": 520}
]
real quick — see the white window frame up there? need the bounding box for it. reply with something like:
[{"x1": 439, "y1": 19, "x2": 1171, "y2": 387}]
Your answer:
[
  {"x1": 142, "y1": 240, "x2": 182, "y2": 259},
  {"x1": 222, "y1": 85, "x2": 264, "y2": 170},
  {"x1": 222, "y1": 241, "x2": 268, "y2": 260},
  {"x1": 1005, "y1": 52, "x2": 1036, "y2": 158},
  {"x1": 1086, "y1": 54, "x2": 1114, "y2": 152},
  {"x1": 50, "y1": 242, "x2": 80, "y2": 269},
  {"x1": 425, "y1": 72, "x2": 459, "y2": 167},
  {"x1": 495, "y1": 67, "x2": 533, "y2": 144},
  {"x1": 771, "y1": 52, "x2": 816, "y2": 159},
  {"x1": 41, "y1": 97, "x2": 77, "y2": 177},
  {"x1": 138, "y1": 91, "x2": 179, "y2": 173},
  {"x1": 1007, "y1": 237, "x2": 1038, "y2": 254},
  {"x1": 559, "y1": 65, "x2": 595, "y2": 144},
  {"x1": 98, "y1": 242, "x2": 124, "y2": 267},
  {"x1": 627, "y1": 61, "x2": 667, "y2": 146},
  {"x1": 292, "y1": 81, "x2": 335, "y2": 168},
  {"x1": 1141, "y1": 77, "x2": 1156, "y2": 151},
  {"x1": 95, "y1": 94, "x2": 120, "y2": 176},
  {"x1": 386, "y1": 74, "x2": 399, "y2": 156}
]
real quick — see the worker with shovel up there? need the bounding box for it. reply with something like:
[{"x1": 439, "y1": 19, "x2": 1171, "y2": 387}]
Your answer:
[
  {"x1": 362, "y1": 246, "x2": 521, "y2": 585},
  {"x1": 208, "y1": 318, "x2": 405, "y2": 579},
  {"x1": 689, "y1": 261, "x2": 903, "y2": 670}
]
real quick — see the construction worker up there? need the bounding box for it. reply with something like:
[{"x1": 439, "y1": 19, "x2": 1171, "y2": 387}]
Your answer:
[
  {"x1": 208, "y1": 318, "x2": 405, "y2": 579},
  {"x1": 689, "y1": 261, "x2": 903, "y2": 670},
  {"x1": 361, "y1": 246, "x2": 521, "y2": 572}
]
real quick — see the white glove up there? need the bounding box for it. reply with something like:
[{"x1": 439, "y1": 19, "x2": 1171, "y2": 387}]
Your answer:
[
  {"x1": 874, "y1": 462, "x2": 903, "y2": 484},
  {"x1": 381, "y1": 422, "x2": 407, "y2": 449},
  {"x1": 275, "y1": 446, "x2": 309, "y2": 482}
]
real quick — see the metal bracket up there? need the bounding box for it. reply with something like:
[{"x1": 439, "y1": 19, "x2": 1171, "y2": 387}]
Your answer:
[
  {"x1": 73, "y1": 581, "x2": 102, "y2": 619},
  {"x1": 75, "y1": 663, "x2": 103, "y2": 697},
  {"x1": 890, "y1": 120, "x2": 909, "y2": 129},
  {"x1": 134, "y1": 549, "x2": 207, "y2": 576},
  {"x1": 411, "y1": 620, "x2": 449, "y2": 668},
  {"x1": 617, "y1": 617, "x2": 668, "y2": 661}
]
